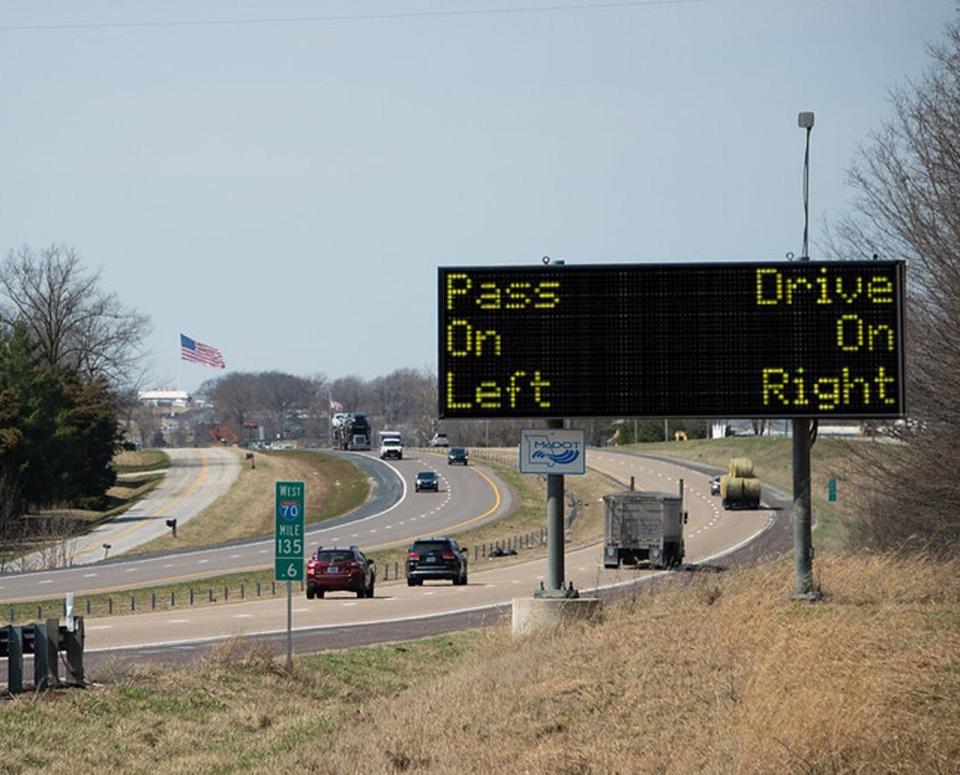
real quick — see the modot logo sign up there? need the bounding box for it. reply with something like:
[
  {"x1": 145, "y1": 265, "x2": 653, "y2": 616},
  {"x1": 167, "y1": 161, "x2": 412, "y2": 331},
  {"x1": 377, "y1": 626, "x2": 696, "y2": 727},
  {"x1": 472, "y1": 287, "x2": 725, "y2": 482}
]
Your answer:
[{"x1": 519, "y1": 429, "x2": 586, "y2": 475}]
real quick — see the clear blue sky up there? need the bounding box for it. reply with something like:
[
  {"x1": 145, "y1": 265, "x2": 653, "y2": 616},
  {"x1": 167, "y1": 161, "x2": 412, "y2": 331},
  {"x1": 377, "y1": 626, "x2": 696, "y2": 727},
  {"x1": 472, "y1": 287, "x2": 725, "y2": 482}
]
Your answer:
[{"x1": 1, "y1": 1, "x2": 954, "y2": 391}]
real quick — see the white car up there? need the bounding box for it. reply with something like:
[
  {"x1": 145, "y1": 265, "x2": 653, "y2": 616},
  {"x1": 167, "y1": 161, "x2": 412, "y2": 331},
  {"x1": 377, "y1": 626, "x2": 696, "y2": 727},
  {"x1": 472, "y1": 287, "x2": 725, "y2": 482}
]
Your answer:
[
  {"x1": 380, "y1": 439, "x2": 403, "y2": 460},
  {"x1": 430, "y1": 433, "x2": 449, "y2": 448}
]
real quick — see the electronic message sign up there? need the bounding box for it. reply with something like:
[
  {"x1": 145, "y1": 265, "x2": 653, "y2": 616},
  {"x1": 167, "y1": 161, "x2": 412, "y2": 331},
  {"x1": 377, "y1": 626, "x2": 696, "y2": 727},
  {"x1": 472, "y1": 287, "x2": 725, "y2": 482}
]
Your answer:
[{"x1": 438, "y1": 261, "x2": 905, "y2": 419}]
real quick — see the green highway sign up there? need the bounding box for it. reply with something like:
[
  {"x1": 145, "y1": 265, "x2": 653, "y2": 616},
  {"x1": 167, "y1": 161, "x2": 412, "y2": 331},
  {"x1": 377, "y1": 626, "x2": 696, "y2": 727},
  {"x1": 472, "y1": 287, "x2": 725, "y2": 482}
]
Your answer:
[
  {"x1": 275, "y1": 481, "x2": 305, "y2": 581},
  {"x1": 827, "y1": 476, "x2": 838, "y2": 502}
]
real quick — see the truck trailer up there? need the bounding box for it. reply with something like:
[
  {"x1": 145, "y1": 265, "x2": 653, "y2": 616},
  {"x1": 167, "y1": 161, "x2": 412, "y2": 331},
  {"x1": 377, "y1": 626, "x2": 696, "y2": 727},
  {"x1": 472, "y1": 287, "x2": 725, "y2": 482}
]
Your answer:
[{"x1": 603, "y1": 491, "x2": 686, "y2": 569}]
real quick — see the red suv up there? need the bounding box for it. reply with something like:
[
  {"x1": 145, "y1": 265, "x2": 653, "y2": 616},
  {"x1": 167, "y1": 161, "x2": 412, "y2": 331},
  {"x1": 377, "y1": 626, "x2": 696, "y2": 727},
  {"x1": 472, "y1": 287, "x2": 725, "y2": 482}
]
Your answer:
[{"x1": 306, "y1": 546, "x2": 376, "y2": 599}]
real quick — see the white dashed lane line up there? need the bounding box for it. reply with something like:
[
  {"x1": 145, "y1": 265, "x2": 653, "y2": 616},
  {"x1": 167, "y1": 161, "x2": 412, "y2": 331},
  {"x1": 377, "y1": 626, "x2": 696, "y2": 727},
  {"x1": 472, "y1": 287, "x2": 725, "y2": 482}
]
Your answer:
[
  {"x1": 37, "y1": 579, "x2": 52, "y2": 585},
  {"x1": 197, "y1": 559, "x2": 209, "y2": 564},
  {"x1": 82, "y1": 573, "x2": 97, "y2": 578}
]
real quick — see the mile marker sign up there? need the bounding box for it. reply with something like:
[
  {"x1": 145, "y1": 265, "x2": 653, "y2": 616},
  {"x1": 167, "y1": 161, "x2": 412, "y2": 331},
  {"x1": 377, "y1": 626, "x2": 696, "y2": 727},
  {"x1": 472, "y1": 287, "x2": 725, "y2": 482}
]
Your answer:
[{"x1": 275, "y1": 481, "x2": 305, "y2": 581}]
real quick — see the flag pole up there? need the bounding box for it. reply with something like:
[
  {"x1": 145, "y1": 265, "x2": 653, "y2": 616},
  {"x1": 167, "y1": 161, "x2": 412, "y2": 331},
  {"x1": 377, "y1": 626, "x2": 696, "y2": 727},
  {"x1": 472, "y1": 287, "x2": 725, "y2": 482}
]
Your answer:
[{"x1": 176, "y1": 334, "x2": 181, "y2": 392}]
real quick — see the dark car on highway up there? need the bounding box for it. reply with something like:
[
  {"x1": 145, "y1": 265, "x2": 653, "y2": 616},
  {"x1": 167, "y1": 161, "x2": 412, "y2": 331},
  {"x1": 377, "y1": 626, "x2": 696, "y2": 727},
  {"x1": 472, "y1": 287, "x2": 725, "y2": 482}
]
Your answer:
[
  {"x1": 710, "y1": 475, "x2": 722, "y2": 496},
  {"x1": 406, "y1": 537, "x2": 468, "y2": 586},
  {"x1": 306, "y1": 546, "x2": 375, "y2": 599},
  {"x1": 415, "y1": 470, "x2": 439, "y2": 492},
  {"x1": 447, "y1": 447, "x2": 468, "y2": 465}
]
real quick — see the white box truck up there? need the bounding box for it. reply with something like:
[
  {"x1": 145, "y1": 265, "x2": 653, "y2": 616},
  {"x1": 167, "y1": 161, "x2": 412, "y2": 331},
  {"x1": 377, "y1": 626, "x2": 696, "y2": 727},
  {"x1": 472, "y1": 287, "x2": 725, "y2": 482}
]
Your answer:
[{"x1": 602, "y1": 491, "x2": 686, "y2": 569}]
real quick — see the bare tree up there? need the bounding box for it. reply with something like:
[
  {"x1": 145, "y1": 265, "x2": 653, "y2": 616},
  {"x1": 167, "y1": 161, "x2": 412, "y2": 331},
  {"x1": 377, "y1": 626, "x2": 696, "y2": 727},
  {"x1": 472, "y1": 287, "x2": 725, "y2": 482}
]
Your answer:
[
  {"x1": 830, "y1": 21, "x2": 960, "y2": 555},
  {"x1": 259, "y1": 371, "x2": 314, "y2": 440},
  {"x1": 329, "y1": 375, "x2": 368, "y2": 413},
  {"x1": 0, "y1": 244, "x2": 150, "y2": 386},
  {"x1": 209, "y1": 372, "x2": 260, "y2": 432}
]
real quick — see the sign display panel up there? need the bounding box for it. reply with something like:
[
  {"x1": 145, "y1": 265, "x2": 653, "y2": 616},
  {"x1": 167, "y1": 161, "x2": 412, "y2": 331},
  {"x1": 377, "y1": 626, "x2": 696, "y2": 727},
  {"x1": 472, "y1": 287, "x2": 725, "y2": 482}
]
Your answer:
[
  {"x1": 275, "y1": 481, "x2": 304, "y2": 581},
  {"x1": 438, "y1": 261, "x2": 906, "y2": 419}
]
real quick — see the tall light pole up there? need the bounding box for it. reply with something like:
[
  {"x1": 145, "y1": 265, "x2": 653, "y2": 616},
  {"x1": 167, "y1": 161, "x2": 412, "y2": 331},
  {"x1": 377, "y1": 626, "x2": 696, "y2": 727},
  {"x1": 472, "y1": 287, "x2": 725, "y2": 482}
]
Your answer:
[{"x1": 793, "y1": 111, "x2": 818, "y2": 599}]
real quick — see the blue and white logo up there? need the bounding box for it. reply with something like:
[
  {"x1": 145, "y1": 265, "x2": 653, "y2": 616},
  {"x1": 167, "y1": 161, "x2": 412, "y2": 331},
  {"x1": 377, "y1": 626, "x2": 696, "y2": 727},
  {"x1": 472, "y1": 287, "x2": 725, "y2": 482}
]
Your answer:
[{"x1": 519, "y1": 429, "x2": 586, "y2": 475}]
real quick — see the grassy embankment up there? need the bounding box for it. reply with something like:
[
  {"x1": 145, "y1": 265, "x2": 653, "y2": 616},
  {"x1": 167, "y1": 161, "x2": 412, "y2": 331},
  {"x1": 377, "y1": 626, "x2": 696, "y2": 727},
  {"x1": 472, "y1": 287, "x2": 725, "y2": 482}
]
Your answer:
[
  {"x1": 130, "y1": 450, "x2": 368, "y2": 555},
  {"x1": 2, "y1": 552, "x2": 956, "y2": 773}
]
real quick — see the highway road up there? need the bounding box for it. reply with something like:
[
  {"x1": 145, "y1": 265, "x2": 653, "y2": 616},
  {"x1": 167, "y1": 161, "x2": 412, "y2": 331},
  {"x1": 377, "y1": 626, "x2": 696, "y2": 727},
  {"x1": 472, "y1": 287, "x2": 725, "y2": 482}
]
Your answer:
[
  {"x1": 0, "y1": 449, "x2": 511, "y2": 602},
  {"x1": 73, "y1": 450, "x2": 782, "y2": 659},
  {"x1": 11, "y1": 447, "x2": 242, "y2": 572}
]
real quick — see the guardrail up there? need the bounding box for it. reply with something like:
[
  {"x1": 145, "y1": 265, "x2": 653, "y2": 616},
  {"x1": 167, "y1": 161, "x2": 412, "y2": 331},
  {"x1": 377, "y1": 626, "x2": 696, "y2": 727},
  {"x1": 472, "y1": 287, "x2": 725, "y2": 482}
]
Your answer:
[{"x1": 1, "y1": 618, "x2": 84, "y2": 694}]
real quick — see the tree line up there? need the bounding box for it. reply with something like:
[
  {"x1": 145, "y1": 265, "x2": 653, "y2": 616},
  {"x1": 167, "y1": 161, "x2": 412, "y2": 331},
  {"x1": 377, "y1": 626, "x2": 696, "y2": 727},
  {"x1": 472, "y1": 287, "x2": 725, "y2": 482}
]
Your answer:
[
  {"x1": 0, "y1": 245, "x2": 148, "y2": 536},
  {"x1": 829, "y1": 19, "x2": 960, "y2": 556},
  {"x1": 193, "y1": 368, "x2": 707, "y2": 449}
]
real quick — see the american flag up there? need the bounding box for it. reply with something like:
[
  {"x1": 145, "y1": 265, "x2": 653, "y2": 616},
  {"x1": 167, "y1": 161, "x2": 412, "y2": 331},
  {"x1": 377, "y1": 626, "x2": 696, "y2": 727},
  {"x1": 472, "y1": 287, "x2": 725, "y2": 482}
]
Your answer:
[{"x1": 180, "y1": 334, "x2": 226, "y2": 369}]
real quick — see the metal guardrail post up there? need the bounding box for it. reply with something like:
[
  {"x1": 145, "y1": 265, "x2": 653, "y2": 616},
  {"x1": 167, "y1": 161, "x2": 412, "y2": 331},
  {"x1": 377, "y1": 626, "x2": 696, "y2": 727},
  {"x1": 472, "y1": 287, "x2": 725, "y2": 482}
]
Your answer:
[
  {"x1": 6, "y1": 625, "x2": 23, "y2": 694},
  {"x1": 46, "y1": 619, "x2": 60, "y2": 688},
  {"x1": 33, "y1": 623, "x2": 49, "y2": 688},
  {"x1": 63, "y1": 617, "x2": 85, "y2": 686}
]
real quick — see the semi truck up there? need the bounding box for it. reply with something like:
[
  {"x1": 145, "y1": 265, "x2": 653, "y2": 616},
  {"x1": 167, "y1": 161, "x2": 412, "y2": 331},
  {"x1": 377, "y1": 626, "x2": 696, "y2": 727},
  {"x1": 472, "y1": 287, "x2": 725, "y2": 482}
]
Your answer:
[
  {"x1": 602, "y1": 490, "x2": 686, "y2": 569},
  {"x1": 331, "y1": 413, "x2": 372, "y2": 451}
]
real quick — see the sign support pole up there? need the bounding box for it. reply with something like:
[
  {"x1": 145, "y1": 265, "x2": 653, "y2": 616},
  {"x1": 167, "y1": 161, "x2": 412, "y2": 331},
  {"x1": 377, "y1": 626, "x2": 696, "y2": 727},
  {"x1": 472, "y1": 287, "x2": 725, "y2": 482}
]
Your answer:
[
  {"x1": 792, "y1": 418, "x2": 816, "y2": 598},
  {"x1": 545, "y1": 418, "x2": 567, "y2": 594},
  {"x1": 275, "y1": 480, "x2": 305, "y2": 669},
  {"x1": 286, "y1": 581, "x2": 292, "y2": 670}
]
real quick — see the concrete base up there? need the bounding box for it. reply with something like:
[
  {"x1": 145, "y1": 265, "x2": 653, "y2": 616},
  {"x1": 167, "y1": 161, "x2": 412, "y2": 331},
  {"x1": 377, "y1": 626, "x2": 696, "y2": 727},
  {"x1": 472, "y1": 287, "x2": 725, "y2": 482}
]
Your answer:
[{"x1": 512, "y1": 596, "x2": 603, "y2": 637}]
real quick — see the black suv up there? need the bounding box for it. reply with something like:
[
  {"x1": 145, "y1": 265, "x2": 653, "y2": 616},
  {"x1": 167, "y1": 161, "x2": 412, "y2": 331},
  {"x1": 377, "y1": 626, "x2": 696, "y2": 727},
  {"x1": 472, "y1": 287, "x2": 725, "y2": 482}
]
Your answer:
[
  {"x1": 447, "y1": 447, "x2": 468, "y2": 465},
  {"x1": 415, "y1": 470, "x2": 439, "y2": 492},
  {"x1": 406, "y1": 537, "x2": 468, "y2": 586}
]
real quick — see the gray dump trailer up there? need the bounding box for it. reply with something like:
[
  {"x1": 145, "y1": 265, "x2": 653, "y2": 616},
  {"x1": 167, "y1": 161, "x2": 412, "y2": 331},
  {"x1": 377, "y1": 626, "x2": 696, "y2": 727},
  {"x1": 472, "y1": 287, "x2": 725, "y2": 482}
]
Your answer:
[{"x1": 603, "y1": 491, "x2": 686, "y2": 569}]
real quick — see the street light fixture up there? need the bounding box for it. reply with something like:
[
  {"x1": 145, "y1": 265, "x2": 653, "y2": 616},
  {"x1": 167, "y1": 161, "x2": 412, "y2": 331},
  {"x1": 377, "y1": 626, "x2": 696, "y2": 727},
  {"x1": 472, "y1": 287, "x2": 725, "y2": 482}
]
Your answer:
[{"x1": 798, "y1": 111, "x2": 815, "y2": 260}]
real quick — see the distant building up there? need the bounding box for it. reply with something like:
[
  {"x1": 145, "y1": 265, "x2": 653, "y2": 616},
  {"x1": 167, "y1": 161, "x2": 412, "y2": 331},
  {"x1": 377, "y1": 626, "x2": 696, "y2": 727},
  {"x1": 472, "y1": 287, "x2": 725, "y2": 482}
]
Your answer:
[{"x1": 138, "y1": 388, "x2": 191, "y2": 408}]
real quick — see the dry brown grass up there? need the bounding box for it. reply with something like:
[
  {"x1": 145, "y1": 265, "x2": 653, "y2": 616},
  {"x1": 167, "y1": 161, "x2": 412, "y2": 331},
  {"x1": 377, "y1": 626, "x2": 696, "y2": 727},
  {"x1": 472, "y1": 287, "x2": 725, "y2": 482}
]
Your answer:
[
  {"x1": 131, "y1": 450, "x2": 368, "y2": 554},
  {"x1": 302, "y1": 552, "x2": 960, "y2": 774},
  {"x1": 3, "y1": 553, "x2": 954, "y2": 774}
]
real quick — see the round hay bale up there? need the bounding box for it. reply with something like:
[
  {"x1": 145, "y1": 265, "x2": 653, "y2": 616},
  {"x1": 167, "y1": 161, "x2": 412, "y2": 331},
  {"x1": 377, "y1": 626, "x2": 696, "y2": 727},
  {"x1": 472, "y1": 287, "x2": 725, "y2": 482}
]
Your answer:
[
  {"x1": 725, "y1": 476, "x2": 745, "y2": 501},
  {"x1": 742, "y1": 477, "x2": 762, "y2": 503},
  {"x1": 719, "y1": 474, "x2": 732, "y2": 497},
  {"x1": 728, "y1": 457, "x2": 754, "y2": 478}
]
